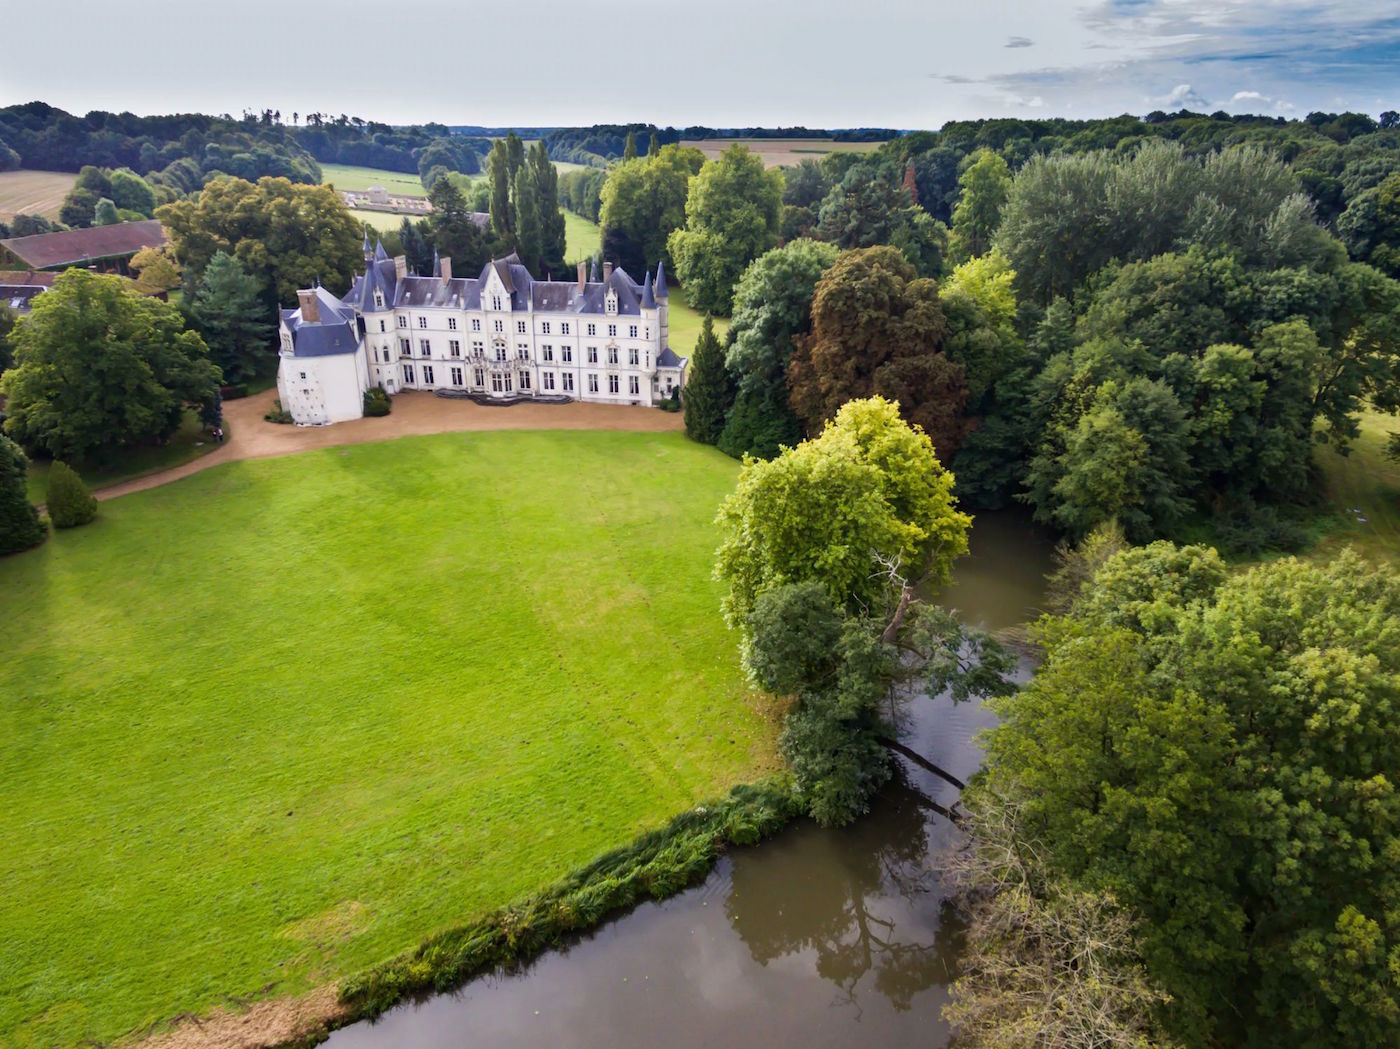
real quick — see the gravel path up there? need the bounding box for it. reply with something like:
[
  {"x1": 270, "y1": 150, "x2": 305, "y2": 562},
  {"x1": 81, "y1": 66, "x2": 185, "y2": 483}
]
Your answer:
[{"x1": 94, "y1": 388, "x2": 686, "y2": 501}]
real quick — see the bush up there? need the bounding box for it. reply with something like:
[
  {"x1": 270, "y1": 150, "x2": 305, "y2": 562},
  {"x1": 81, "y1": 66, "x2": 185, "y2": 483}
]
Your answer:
[
  {"x1": 264, "y1": 399, "x2": 293, "y2": 424},
  {"x1": 1212, "y1": 501, "x2": 1310, "y2": 556},
  {"x1": 364, "y1": 386, "x2": 392, "y2": 417},
  {"x1": 0, "y1": 434, "x2": 46, "y2": 555},
  {"x1": 46, "y1": 460, "x2": 97, "y2": 529},
  {"x1": 219, "y1": 383, "x2": 250, "y2": 400}
]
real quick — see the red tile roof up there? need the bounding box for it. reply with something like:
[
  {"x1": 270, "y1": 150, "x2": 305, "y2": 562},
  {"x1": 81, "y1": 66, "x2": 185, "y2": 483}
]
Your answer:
[{"x1": 0, "y1": 219, "x2": 166, "y2": 269}]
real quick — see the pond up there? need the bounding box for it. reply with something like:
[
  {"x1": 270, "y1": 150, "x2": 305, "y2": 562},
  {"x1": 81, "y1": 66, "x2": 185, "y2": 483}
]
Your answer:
[{"x1": 324, "y1": 510, "x2": 1055, "y2": 1049}]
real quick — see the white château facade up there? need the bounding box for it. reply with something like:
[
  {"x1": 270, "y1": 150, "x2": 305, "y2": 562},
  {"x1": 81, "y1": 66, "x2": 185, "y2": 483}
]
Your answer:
[{"x1": 276, "y1": 237, "x2": 687, "y2": 425}]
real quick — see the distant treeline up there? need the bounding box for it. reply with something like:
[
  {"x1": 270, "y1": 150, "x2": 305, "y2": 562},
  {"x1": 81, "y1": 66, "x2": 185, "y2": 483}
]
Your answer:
[{"x1": 289, "y1": 114, "x2": 489, "y2": 178}]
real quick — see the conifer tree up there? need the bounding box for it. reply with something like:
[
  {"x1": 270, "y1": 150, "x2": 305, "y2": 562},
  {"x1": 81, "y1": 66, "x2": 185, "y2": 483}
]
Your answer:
[
  {"x1": 648, "y1": 132, "x2": 660, "y2": 157},
  {"x1": 45, "y1": 460, "x2": 97, "y2": 529},
  {"x1": 683, "y1": 316, "x2": 733, "y2": 444},
  {"x1": 189, "y1": 252, "x2": 272, "y2": 385},
  {"x1": 623, "y1": 130, "x2": 638, "y2": 160},
  {"x1": 0, "y1": 434, "x2": 45, "y2": 555},
  {"x1": 513, "y1": 167, "x2": 543, "y2": 272}
]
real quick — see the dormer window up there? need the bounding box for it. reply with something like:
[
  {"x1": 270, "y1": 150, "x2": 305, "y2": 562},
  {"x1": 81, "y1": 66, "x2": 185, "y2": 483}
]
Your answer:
[
  {"x1": 492, "y1": 295, "x2": 503, "y2": 311},
  {"x1": 605, "y1": 291, "x2": 618, "y2": 315},
  {"x1": 374, "y1": 292, "x2": 384, "y2": 309}
]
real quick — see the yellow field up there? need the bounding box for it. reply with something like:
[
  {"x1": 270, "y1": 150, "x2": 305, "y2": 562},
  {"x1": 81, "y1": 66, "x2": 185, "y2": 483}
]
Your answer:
[
  {"x1": 0, "y1": 169, "x2": 77, "y2": 222},
  {"x1": 680, "y1": 138, "x2": 884, "y2": 168}
]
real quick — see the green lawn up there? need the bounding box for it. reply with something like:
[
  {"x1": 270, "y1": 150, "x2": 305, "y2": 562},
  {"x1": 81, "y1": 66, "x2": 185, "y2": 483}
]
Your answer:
[
  {"x1": 352, "y1": 208, "x2": 412, "y2": 233},
  {"x1": 1310, "y1": 406, "x2": 1400, "y2": 564},
  {"x1": 319, "y1": 163, "x2": 427, "y2": 197},
  {"x1": 666, "y1": 283, "x2": 729, "y2": 355},
  {"x1": 564, "y1": 209, "x2": 601, "y2": 263},
  {"x1": 0, "y1": 430, "x2": 777, "y2": 1049},
  {"x1": 25, "y1": 410, "x2": 219, "y2": 504}
]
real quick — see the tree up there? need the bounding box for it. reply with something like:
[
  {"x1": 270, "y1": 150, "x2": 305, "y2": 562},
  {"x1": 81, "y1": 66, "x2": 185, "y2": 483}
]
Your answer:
[
  {"x1": 647, "y1": 132, "x2": 660, "y2": 157},
  {"x1": 815, "y1": 161, "x2": 948, "y2": 276},
  {"x1": 512, "y1": 166, "x2": 542, "y2": 272},
  {"x1": 488, "y1": 140, "x2": 512, "y2": 242},
  {"x1": 427, "y1": 177, "x2": 492, "y2": 274},
  {"x1": 1, "y1": 270, "x2": 220, "y2": 461},
  {"x1": 108, "y1": 168, "x2": 156, "y2": 217},
  {"x1": 949, "y1": 149, "x2": 1011, "y2": 262},
  {"x1": 623, "y1": 130, "x2": 638, "y2": 160},
  {"x1": 598, "y1": 145, "x2": 706, "y2": 276},
  {"x1": 157, "y1": 176, "x2": 363, "y2": 310},
  {"x1": 788, "y1": 246, "x2": 969, "y2": 459},
  {"x1": 530, "y1": 142, "x2": 567, "y2": 273},
  {"x1": 0, "y1": 434, "x2": 45, "y2": 556},
  {"x1": 45, "y1": 460, "x2": 97, "y2": 529},
  {"x1": 0, "y1": 302, "x2": 15, "y2": 375},
  {"x1": 188, "y1": 252, "x2": 273, "y2": 385},
  {"x1": 718, "y1": 239, "x2": 839, "y2": 460},
  {"x1": 976, "y1": 544, "x2": 1400, "y2": 1046},
  {"x1": 715, "y1": 396, "x2": 970, "y2": 630},
  {"x1": 667, "y1": 144, "x2": 784, "y2": 314},
  {"x1": 682, "y1": 316, "x2": 731, "y2": 444},
  {"x1": 128, "y1": 246, "x2": 181, "y2": 293},
  {"x1": 92, "y1": 197, "x2": 119, "y2": 226},
  {"x1": 58, "y1": 187, "x2": 98, "y2": 228},
  {"x1": 1338, "y1": 171, "x2": 1400, "y2": 277}
]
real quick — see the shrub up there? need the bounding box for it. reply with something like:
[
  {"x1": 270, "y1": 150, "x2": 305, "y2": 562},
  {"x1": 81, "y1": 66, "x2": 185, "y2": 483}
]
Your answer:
[
  {"x1": 364, "y1": 386, "x2": 392, "y2": 417},
  {"x1": 0, "y1": 434, "x2": 46, "y2": 555},
  {"x1": 46, "y1": 461, "x2": 97, "y2": 529},
  {"x1": 264, "y1": 399, "x2": 293, "y2": 424}
]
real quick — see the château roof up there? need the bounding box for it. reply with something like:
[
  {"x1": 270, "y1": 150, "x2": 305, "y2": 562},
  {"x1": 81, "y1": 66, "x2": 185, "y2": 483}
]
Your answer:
[{"x1": 280, "y1": 285, "x2": 360, "y2": 357}]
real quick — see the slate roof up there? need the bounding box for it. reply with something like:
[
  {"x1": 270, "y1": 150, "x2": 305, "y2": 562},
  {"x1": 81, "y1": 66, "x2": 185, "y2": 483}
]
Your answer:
[
  {"x1": 0, "y1": 269, "x2": 56, "y2": 312},
  {"x1": 0, "y1": 219, "x2": 166, "y2": 269},
  {"x1": 657, "y1": 346, "x2": 686, "y2": 368},
  {"x1": 280, "y1": 286, "x2": 360, "y2": 357}
]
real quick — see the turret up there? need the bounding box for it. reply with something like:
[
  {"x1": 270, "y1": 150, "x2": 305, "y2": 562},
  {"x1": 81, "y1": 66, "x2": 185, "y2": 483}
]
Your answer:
[
  {"x1": 362, "y1": 230, "x2": 373, "y2": 263},
  {"x1": 655, "y1": 261, "x2": 669, "y2": 347}
]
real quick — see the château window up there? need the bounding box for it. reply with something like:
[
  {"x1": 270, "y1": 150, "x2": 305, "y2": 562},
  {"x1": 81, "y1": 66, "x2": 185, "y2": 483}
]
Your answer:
[
  {"x1": 542, "y1": 345, "x2": 554, "y2": 362},
  {"x1": 587, "y1": 323, "x2": 596, "y2": 336},
  {"x1": 541, "y1": 321, "x2": 551, "y2": 335},
  {"x1": 629, "y1": 325, "x2": 637, "y2": 338},
  {"x1": 563, "y1": 372, "x2": 574, "y2": 392},
  {"x1": 379, "y1": 320, "x2": 386, "y2": 332},
  {"x1": 299, "y1": 371, "x2": 307, "y2": 380},
  {"x1": 562, "y1": 346, "x2": 573, "y2": 363},
  {"x1": 397, "y1": 316, "x2": 407, "y2": 328},
  {"x1": 519, "y1": 371, "x2": 531, "y2": 390},
  {"x1": 608, "y1": 324, "x2": 617, "y2": 337},
  {"x1": 607, "y1": 347, "x2": 619, "y2": 365},
  {"x1": 423, "y1": 365, "x2": 435, "y2": 385},
  {"x1": 404, "y1": 364, "x2": 416, "y2": 384},
  {"x1": 492, "y1": 374, "x2": 503, "y2": 392},
  {"x1": 374, "y1": 292, "x2": 384, "y2": 308},
  {"x1": 492, "y1": 295, "x2": 503, "y2": 310},
  {"x1": 451, "y1": 366, "x2": 463, "y2": 385},
  {"x1": 608, "y1": 375, "x2": 620, "y2": 394},
  {"x1": 628, "y1": 348, "x2": 639, "y2": 366},
  {"x1": 399, "y1": 338, "x2": 410, "y2": 357},
  {"x1": 543, "y1": 371, "x2": 555, "y2": 390},
  {"x1": 472, "y1": 318, "x2": 481, "y2": 332},
  {"x1": 588, "y1": 373, "x2": 599, "y2": 393},
  {"x1": 448, "y1": 317, "x2": 457, "y2": 330},
  {"x1": 605, "y1": 293, "x2": 618, "y2": 315},
  {"x1": 494, "y1": 320, "x2": 504, "y2": 333},
  {"x1": 517, "y1": 321, "x2": 527, "y2": 334},
  {"x1": 419, "y1": 339, "x2": 431, "y2": 357},
  {"x1": 517, "y1": 345, "x2": 529, "y2": 360},
  {"x1": 561, "y1": 322, "x2": 571, "y2": 335},
  {"x1": 629, "y1": 376, "x2": 639, "y2": 395},
  {"x1": 418, "y1": 316, "x2": 427, "y2": 329},
  {"x1": 473, "y1": 339, "x2": 484, "y2": 355},
  {"x1": 587, "y1": 347, "x2": 598, "y2": 364},
  {"x1": 474, "y1": 368, "x2": 484, "y2": 386},
  {"x1": 495, "y1": 345, "x2": 507, "y2": 362},
  {"x1": 449, "y1": 340, "x2": 461, "y2": 357}
]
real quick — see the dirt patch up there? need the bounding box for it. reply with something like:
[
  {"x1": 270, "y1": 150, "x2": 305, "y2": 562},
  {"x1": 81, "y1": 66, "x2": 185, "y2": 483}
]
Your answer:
[
  {"x1": 132, "y1": 984, "x2": 348, "y2": 1049},
  {"x1": 96, "y1": 387, "x2": 685, "y2": 502}
]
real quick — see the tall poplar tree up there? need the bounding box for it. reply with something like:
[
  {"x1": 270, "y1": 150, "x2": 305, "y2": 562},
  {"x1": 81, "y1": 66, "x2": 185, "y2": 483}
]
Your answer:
[
  {"x1": 623, "y1": 130, "x2": 638, "y2": 160},
  {"x1": 489, "y1": 140, "x2": 512, "y2": 242},
  {"x1": 513, "y1": 167, "x2": 542, "y2": 273}
]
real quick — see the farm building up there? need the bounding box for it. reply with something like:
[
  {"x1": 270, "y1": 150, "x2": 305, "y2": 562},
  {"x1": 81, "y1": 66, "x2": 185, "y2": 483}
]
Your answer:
[
  {"x1": 0, "y1": 219, "x2": 166, "y2": 274},
  {"x1": 0, "y1": 269, "x2": 56, "y2": 313},
  {"x1": 277, "y1": 235, "x2": 687, "y2": 425}
]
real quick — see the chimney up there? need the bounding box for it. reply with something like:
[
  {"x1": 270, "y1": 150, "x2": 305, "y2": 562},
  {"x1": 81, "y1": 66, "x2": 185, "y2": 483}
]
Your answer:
[
  {"x1": 394, "y1": 254, "x2": 408, "y2": 281},
  {"x1": 440, "y1": 257, "x2": 452, "y2": 284},
  {"x1": 603, "y1": 261, "x2": 613, "y2": 281},
  {"x1": 578, "y1": 260, "x2": 587, "y2": 292},
  {"x1": 296, "y1": 289, "x2": 320, "y2": 323}
]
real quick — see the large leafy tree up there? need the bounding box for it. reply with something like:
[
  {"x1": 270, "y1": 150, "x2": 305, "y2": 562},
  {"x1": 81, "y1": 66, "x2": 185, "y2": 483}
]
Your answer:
[
  {"x1": 787, "y1": 245, "x2": 969, "y2": 459},
  {"x1": 0, "y1": 301, "x2": 15, "y2": 375},
  {"x1": 188, "y1": 252, "x2": 273, "y2": 385},
  {"x1": 1338, "y1": 171, "x2": 1400, "y2": 277},
  {"x1": 0, "y1": 434, "x2": 45, "y2": 556},
  {"x1": 668, "y1": 144, "x2": 784, "y2": 314},
  {"x1": 1, "y1": 270, "x2": 220, "y2": 461},
  {"x1": 814, "y1": 161, "x2": 948, "y2": 277},
  {"x1": 682, "y1": 316, "x2": 731, "y2": 444},
  {"x1": 598, "y1": 144, "x2": 705, "y2": 277},
  {"x1": 715, "y1": 395, "x2": 970, "y2": 630},
  {"x1": 157, "y1": 176, "x2": 362, "y2": 310},
  {"x1": 977, "y1": 544, "x2": 1400, "y2": 1047},
  {"x1": 718, "y1": 239, "x2": 839, "y2": 460},
  {"x1": 949, "y1": 149, "x2": 1011, "y2": 262}
]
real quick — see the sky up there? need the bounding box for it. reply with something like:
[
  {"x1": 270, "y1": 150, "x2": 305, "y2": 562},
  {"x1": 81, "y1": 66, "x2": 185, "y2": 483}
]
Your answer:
[{"x1": 3, "y1": 0, "x2": 1398, "y2": 128}]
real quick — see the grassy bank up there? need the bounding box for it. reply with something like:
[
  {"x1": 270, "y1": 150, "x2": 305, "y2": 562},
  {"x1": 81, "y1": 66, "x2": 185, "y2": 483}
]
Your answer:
[
  {"x1": 24, "y1": 409, "x2": 218, "y2": 504},
  {"x1": 563, "y1": 209, "x2": 601, "y2": 263},
  {"x1": 0, "y1": 430, "x2": 779, "y2": 1048},
  {"x1": 1310, "y1": 406, "x2": 1400, "y2": 564},
  {"x1": 319, "y1": 163, "x2": 426, "y2": 197}
]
